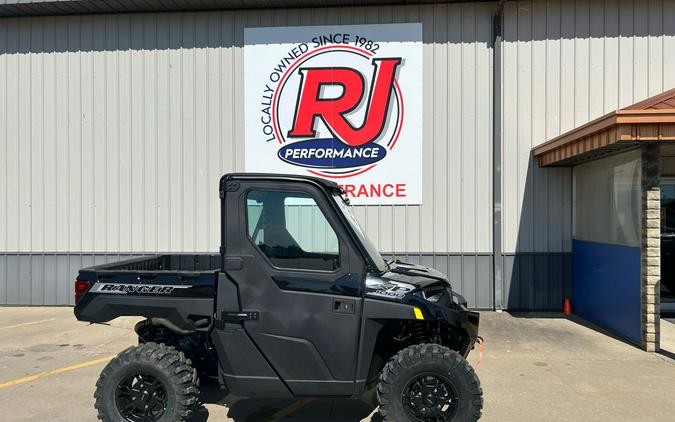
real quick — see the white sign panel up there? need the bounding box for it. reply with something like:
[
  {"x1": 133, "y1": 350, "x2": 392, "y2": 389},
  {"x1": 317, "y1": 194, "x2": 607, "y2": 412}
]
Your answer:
[{"x1": 244, "y1": 23, "x2": 423, "y2": 205}]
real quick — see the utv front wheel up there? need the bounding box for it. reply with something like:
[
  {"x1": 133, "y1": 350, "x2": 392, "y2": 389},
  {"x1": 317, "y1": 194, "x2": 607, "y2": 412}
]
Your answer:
[
  {"x1": 94, "y1": 342, "x2": 199, "y2": 422},
  {"x1": 377, "y1": 344, "x2": 483, "y2": 422}
]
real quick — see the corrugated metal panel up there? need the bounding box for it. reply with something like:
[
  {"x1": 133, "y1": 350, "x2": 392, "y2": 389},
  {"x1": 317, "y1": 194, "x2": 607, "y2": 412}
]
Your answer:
[
  {"x1": 501, "y1": 252, "x2": 571, "y2": 310},
  {"x1": 0, "y1": 3, "x2": 494, "y2": 256},
  {"x1": 0, "y1": 4, "x2": 495, "y2": 306},
  {"x1": 0, "y1": 253, "x2": 147, "y2": 305},
  {"x1": 501, "y1": 0, "x2": 675, "y2": 254}
]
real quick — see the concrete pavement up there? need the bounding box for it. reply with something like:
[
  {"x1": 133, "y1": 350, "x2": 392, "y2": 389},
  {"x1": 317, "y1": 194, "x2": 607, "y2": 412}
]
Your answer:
[{"x1": 1, "y1": 307, "x2": 674, "y2": 421}]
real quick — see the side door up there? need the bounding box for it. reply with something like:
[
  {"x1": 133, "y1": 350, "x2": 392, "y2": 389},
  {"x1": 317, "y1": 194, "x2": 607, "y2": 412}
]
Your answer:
[{"x1": 224, "y1": 180, "x2": 366, "y2": 396}]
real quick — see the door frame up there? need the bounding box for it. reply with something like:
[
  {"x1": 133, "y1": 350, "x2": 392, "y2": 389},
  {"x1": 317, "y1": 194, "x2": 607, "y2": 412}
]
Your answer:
[{"x1": 224, "y1": 179, "x2": 367, "y2": 396}]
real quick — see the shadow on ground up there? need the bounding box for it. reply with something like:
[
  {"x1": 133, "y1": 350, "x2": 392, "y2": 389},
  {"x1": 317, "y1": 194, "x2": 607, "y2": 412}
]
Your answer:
[
  {"x1": 508, "y1": 312, "x2": 675, "y2": 365},
  {"x1": 659, "y1": 317, "x2": 675, "y2": 362},
  {"x1": 226, "y1": 398, "x2": 380, "y2": 422},
  {"x1": 191, "y1": 385, "x2": 382, "y2": 422},
  {"x1": 507, "y1": 311, "x2": 645, "y2": 349}
]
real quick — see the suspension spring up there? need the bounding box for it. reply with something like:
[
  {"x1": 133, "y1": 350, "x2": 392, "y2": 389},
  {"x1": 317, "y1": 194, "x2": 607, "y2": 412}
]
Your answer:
[{"x1": 410, "y1": 322, "x2": 429, "y2": 344}]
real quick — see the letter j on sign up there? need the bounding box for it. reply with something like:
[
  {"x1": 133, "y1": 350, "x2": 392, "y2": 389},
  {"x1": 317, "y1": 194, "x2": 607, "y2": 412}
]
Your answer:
[{"x1": 244, "y1": 23, "x2": 423, "y2": 205}]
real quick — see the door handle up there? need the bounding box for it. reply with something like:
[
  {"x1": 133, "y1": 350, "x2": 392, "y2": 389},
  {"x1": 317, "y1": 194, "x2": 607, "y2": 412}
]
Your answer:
[{"x1": 333, "y1": 299, "x2": 355, "y2": 314}]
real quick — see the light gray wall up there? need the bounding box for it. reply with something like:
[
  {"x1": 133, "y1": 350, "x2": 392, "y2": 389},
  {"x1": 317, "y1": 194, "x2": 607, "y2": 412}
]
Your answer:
[
  {"x1": 0, "y1": 3, "x2": 496, "y2": 306},
  {"x1": 0, "y1": 253, "x2": 143, "y2": 305},
  {"x1": 499, "y1": 0, "x2": 675, "y2": 309},
  {"x1": 501, "y1": 0, "x2": 675, "y2": 255},
  {"x1": 5, "y1": 0, "x2": 675, "y2": 308},
  {"x1": 0, "y1": 3, "x2": 494, "y2": 256}
]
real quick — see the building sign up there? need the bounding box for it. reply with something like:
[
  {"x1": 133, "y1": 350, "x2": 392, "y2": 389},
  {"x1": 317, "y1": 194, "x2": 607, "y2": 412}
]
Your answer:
[{"x1": 244, "y1": 23, "x2": 423, "y2": 205}]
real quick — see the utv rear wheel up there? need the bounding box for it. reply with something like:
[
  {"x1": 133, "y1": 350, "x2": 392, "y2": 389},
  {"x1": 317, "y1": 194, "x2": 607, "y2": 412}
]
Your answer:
[
  {"x1": 94, "y1": 342, "x2": 199, "y2": 422},
  {"x1": 377, "y1": 344, "x2": 483, "y2": 422}
]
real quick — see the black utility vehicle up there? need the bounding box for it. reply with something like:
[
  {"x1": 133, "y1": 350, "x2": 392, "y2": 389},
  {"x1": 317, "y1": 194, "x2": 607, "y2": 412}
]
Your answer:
[{"x1": 74, "y1": 173, "x2": 483, "y2": 422}]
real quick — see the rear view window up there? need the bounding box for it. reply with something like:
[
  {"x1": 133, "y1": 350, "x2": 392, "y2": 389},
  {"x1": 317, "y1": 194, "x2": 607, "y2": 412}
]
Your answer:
[{"x1": 246, "y1": 190, "x2": 339, "y2": 271}]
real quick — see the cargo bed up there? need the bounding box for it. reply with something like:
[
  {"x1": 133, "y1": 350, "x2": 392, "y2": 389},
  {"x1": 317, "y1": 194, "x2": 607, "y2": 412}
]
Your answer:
[{"x1": 74, "y1": 254, "x2": 220, "y2": 331}]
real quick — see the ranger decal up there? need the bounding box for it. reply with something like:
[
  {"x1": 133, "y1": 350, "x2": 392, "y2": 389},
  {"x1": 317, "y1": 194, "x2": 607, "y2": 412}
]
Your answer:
[{"x1": 90, "y1": 283, "x2": 189, "y2": 295}]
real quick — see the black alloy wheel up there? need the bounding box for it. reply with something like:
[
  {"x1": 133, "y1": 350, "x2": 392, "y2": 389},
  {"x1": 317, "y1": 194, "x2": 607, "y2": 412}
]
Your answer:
[
  {"x1": 377, "y1": 344, "x2": 483, "y2": 422},
  {"x1": 402, "y1": 373, "x2": 459, "y2": 422},
  {"x1": 115, "y1": 373, "x2": 168, "y2": 422},
  {"x1": 94, "y1": 342, "x2": 199, "y2": 422}
]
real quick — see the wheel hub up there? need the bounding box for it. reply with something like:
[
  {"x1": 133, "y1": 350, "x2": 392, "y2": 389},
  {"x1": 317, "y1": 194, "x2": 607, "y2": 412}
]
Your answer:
[
  {"x1": 402, "y1": 373, "x2": 459, "y2": 422},
  {"x1": 115, "y1": 373, "x2": 167, "y2": 422}
]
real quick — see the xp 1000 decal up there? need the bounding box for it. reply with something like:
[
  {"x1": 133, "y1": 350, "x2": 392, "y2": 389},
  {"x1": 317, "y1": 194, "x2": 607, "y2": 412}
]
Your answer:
[{"x1": 245, "y1": 24, "x2": 423, "y2": 205}]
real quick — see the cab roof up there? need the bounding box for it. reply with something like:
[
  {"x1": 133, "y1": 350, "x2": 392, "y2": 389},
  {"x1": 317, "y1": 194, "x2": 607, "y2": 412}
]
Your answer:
[{"x1": 220, "y1": 173, "x2": 341, "y2": 193}]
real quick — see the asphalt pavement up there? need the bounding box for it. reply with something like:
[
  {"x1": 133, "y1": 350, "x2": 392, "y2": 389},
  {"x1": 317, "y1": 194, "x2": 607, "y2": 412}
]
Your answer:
[{"x1": 1, "y1": 308, "x2": 675, "y2": 421}]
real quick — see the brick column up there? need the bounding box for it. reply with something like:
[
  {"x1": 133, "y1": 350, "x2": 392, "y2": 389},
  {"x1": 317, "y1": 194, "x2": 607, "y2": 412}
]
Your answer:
[{"x1": 641, "y1": 143, "x2": 660, "y2": 352}]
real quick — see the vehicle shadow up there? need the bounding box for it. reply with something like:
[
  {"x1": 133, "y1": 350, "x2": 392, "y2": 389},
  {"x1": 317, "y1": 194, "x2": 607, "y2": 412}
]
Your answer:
[
  {"x1": 192, "y1": 385, "x2": 383, "y2": 422},
  {"x1": 225, "y1": 398, "x2": 382, "y2": 422}
]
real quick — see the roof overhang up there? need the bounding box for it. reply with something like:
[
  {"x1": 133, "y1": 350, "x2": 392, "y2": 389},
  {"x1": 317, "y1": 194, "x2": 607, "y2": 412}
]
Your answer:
[
  {"x1": 0, "y1": 0, "x2": 490, "y2": 18},
  {"x1": 533, "y1": 88, "x2": 675, "y2": 167}
]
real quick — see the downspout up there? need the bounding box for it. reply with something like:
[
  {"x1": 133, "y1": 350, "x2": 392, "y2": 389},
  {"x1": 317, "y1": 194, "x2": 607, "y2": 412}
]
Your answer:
[{"x1": 492, "y1": 0, "x2": 506, "y2": 311}]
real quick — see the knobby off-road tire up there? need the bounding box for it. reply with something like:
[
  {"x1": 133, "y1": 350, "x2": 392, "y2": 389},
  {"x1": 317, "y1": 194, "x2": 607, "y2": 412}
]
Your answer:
[
  {"x1": 94, "y1": 342, "x2": 199, "y2": 422},
  {"x1": 377, "y1": 344, "x2": 483, "y2": 422}
]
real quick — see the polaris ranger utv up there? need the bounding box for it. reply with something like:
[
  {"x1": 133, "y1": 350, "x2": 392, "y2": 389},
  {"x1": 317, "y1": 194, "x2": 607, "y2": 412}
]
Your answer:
[{"x1": 74, "y1": 173, "x2": 483, "y2": 422}]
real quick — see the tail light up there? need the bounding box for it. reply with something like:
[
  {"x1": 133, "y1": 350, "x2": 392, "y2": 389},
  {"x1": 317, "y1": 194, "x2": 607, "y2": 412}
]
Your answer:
[{"x1": 74, "y1": 279, "x2": 92, "y2": 304}]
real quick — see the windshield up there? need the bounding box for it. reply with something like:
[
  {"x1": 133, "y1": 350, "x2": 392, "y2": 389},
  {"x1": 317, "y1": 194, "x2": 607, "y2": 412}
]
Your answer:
[{"x1": 332, "y1": 194, "x2": 388, "y2": 273}]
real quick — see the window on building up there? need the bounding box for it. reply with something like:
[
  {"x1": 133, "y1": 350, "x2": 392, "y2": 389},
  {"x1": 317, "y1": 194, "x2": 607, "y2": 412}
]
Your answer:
[
  {"x1": 246, "y1": 190, "x2": 340, "y2": 271},
  {"x1": 662, "y1": 183, "x2": 675, "y2": 237},
  {"x1": 661, "y1": 180, "x2": 675, "y2": 306}
]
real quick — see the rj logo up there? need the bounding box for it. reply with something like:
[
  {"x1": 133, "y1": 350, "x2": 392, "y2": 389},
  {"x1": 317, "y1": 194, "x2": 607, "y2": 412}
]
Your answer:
[{"x1": 287, "y1": 58, "x2": 402, "y2": 147}]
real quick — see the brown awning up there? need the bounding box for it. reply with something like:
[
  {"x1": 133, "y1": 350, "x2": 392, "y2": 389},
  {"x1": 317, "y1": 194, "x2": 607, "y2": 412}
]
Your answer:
[{"x1": 533, "y1": 88, "x2": 675, "y2": 167}]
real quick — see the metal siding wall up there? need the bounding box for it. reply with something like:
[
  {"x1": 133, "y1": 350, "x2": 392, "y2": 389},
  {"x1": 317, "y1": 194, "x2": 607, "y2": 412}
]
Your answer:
[
  {"x1": 0, "y1": 12, "x2": 243, "y2": 256},
  {"x1": 502, "y1": 0, "x2": 571, "y2": 256},
  {"x1": 0, "y1": 4, "x2": 495, "y2": 305},
  {"x1": 0, "y1": 253, "x2": 141, "y2": 305},
  {"x1": 344, "y1": 3, "x2": 494, "y2": 256},
  {"x1": 501, "y1": 253, "x2": 571, "y2": 310},
  {"x1": 0, "y1": 5, "x2": 493, "y2": 255},
  {"x1": 499, "y1": 0, "x2": 675, "y2": 309},
  {"x1": 502, "y1": 0, "x2": 675, "y2": 256}
]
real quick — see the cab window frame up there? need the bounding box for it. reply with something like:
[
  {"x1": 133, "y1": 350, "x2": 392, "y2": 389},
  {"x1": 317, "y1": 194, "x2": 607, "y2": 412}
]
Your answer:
[{"x1": 243, "y1": 186, "x2": 345, "y2": 275}]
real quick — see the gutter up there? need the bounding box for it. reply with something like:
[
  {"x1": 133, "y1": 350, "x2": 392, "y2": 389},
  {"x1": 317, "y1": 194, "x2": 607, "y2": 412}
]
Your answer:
[{"x1": 492, "y1": 0, "x2": 506, "y2": 311}]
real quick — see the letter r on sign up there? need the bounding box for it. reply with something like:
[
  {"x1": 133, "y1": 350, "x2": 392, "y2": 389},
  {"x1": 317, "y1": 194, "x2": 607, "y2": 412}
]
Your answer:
[{"x1": 287, "y1": 58, "x2": 402, "y2": 147}]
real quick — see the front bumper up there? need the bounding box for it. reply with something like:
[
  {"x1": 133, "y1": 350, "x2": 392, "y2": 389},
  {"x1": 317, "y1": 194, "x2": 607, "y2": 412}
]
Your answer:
[
  {"x1": 446, "y1": 291, "x2": 480, "y2": 356},
  {"x1": 460, "y1": 309, "x2": 481, "y2": 357}
]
